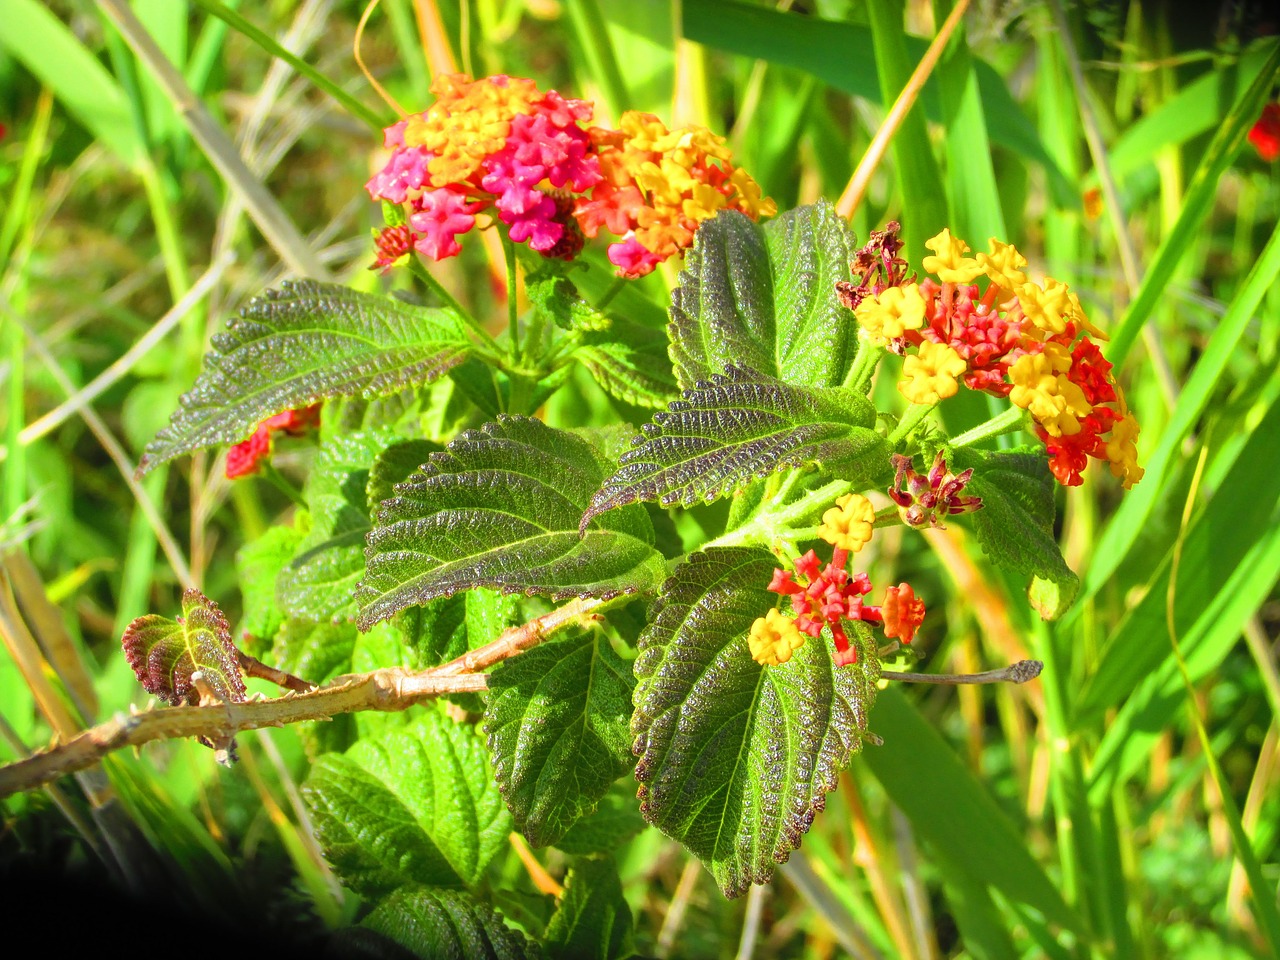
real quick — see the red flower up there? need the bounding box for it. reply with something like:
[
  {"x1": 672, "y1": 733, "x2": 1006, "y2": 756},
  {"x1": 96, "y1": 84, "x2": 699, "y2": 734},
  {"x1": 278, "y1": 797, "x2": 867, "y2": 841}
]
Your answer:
[
  {"x1": 1248, "y1": 103, "x2": 1280, "y2": 162},
  {"x1": 225, "y1": 404, "x2": 321, "y2": 479}
]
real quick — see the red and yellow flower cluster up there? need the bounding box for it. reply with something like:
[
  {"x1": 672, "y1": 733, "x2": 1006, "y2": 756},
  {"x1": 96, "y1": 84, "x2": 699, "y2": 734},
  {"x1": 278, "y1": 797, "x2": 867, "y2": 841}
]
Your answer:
[
  {"x1": 747, "y1": 493, "x2": 926, "y2": 667},
  {"x1": 366, "y1": 74, "x2": 775, "y2": 278},
  {"x1": 839, "y1": 225, "x2": 1143, "y2": 489},
  {"x1": 225, "y1": 405, "x2": 320, "y2": 479}
]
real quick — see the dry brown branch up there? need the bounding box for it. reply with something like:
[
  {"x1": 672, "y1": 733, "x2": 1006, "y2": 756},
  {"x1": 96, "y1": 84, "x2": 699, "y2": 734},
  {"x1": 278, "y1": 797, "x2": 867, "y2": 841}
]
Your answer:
[{"x1": 0, "y1": 596, "x2": 606, "y2": 799}]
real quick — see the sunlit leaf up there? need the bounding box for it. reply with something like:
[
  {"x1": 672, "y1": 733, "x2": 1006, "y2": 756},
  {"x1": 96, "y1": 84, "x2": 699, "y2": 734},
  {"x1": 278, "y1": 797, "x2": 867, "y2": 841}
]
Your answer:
[
  {"x1": 303, "y1": 707, "x2": 511, "y2": 895},
  {"x1": 357, "y1": 417, "x2": 666, "y2": 628},
  {"x1": 485, "y1": 631, "x2": 635, "y2": 847},
  {"x1": 139, "y1": 282, "x2": 469, "y2": 473},
  {"x1": 573, "y1": 321, "x2": 679, "y2": 410},
  {"x1": 583, "y1": 365, "x2": 885, "y2": 528},
  {"x1": 633, "y1": 548, "x2": 880, "y2": 897},
  {"x1": 359, "y1": 886, "x2": 543, "y2": 960},
  {"x1": 544, "y1": 857, "x2": 634, "y2": 960},
  {"x1": 122, "y1": 588, "x2": 245, "y2": 706},
  {"x1": 668, "y1": 201, "x2": 858, "y2": 390}
]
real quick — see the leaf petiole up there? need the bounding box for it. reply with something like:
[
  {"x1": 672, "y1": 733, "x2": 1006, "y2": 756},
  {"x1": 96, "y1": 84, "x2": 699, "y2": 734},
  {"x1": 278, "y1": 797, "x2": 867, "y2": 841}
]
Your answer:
[{"x1": 949, "y1": 404, "x2": 1029, "y2": 448}]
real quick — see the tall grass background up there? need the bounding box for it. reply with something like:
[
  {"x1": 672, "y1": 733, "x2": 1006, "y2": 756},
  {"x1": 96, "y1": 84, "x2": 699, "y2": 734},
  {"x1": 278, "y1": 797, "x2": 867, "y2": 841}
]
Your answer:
[{"x1": 1, "y1": 1, "x2": 1278, "y2": 957}]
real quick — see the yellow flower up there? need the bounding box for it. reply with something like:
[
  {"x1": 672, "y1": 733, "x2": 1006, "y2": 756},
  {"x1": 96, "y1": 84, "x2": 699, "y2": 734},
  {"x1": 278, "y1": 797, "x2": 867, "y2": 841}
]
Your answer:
[
  {"x1": 976, "y1": 238, "x2": 1028, "y2": 291},
  {"x1": 855, "y1": 283, "x2": 927, "y2": 343},
  {"x1": 922, "y1": 229, "x2": 983, "y2": 283},
  {"x1": 1008, "y1": 343, "x2": 1092, "y2": 436},
  {"x1": 748, "y1": 609, "x2": 806, "y2": 666},
  {"x1": 1106, "y1": 414, "x2": 1144, "y2": 489},
  {"x1": 818, "y1": 493, "x2": 876, "y2": 553},
  {"x1": 899, "y1": 341, "x2": 967, "y2": 405}
]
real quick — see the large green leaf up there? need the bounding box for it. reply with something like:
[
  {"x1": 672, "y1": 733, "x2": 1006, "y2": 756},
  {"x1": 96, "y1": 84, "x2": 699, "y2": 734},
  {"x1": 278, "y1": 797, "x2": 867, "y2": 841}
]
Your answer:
[
  {"x1": 543, "y1": 857, "x2": 634, "y2": 960},
  {"x1": 484, "y1": 631, "x2": 635, "y2": 848},
  {"x1": 954, "y1": 447, "x2": 1078, "y2": 619},
  {"x1": 573, "y1": 321, "x2": 679, "y2": 410},
  {"x1": 302, "y1": 708, "x2": 511, "y2": 895},
  {"x1": 138, "y1": 282, "x2": 469, "y2": 472},
  {"x1": 279, "y1": 429, "x2": 399, "y2": 622},
  {"x1": 633, "y1": 548, "x2": 880, "y2": 898},
  {"x1": 121, "y1": 588, "x2": 245, "y2": 706},
  {"x1": 582, "y1": 366, "x2": 886, "y2": 527},
  {"x1": 668, "y1": 201, "x2": 858, "y2": 390},
  {"x1": 357, "y1": 417, "x2": 666, "y2": 628},
  {"x1": 359, "y1": 886, "x2": 543, "y2": 960}
]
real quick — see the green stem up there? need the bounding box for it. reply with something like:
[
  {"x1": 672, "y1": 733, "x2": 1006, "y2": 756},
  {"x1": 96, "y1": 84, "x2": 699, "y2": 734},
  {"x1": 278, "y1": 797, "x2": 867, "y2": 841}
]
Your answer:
[
  {"x1": 841, "y1": 338, "x2": 880, "y2": 393},
  {"x1": 949, "y1": 404, "x2": 1029, "y2": 448},
  {"x1": 594, "y1": 277, "x2": 626, "y2": 311},
  {"x1": 886, "y1": 403, "x2": 934, "y2": 447},
  {"x1": 190, "y1": 0, "x2": 388, "y2": 132},
  {"x1": 406, "y1": 257, "x2": 499, "y2": 355},
  {"x1": 503, "y1": 236, "x2": 520, "y2": 362},
  {"x1": 706, "y1": 477, "x2": 852, "y2": 551},
  {"x1": 259, "y1": 462, "x2": 307, "y2": 509}
]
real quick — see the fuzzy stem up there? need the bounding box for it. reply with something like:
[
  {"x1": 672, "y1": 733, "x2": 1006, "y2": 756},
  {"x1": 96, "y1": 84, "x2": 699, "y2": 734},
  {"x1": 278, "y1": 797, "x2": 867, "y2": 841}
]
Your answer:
[
  {"x1": 887, "y1": 403, "x2": 934, "y2": 446},
  {"x1": 949, "y1": 404, "x2": 1029, "y2": 448},
  {"x1": 504, "y1": 236, "x2": 521, "y2": 362},
  {"x1": 841, "y1": 338, "x2": 881, "y2": 393},
  {"x1": 881, "y1": 659, "x2": 1043, "y2": 685}
]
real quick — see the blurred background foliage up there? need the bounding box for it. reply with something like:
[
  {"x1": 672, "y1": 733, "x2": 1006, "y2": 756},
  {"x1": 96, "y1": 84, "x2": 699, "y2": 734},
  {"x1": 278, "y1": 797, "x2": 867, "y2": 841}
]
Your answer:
[{"x1": 1, "y1": 0, "x2": 1278, "y2": 957}]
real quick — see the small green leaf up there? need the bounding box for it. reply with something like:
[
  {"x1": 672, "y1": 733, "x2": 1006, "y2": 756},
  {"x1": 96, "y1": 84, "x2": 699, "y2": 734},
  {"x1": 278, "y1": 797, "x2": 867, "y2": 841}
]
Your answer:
[
  {"x1": 954, "y1": 448, "x2": 1078, "y2": 619},
  {"x1": 484, "y1": 631, "x2": 636, "y2": 847},
  {"x1": 633, "y1": 548, "x2": 880, "y2": 897},
  {"x1": 668, "y1": 201, "x2": 857, "y2": 390},
  {"x1": 573, "y1": 321, "x2": 679, "y2": 410},
  {"x1": 303, "y1": 708, "x2": 512, "y2": 895},
  {"x1": 235, "y1": 523, "x2": 305, "y2": 649},
  {"x1": 139, "y1": 282, "x2": 469, "y2": 473},
  {"x1": 367, "y1": 439, "x2": 445, "y2": 513},
  {"x1": 544, "y1": 857, "x2": 634, "y2": 960},
  {"x1": 122, "y1": 588, "x2": 246, "y2": 706},
  {"x1": 553, "y1": 785, "x2": 647, "y2": 856},
  {"x1": 357, "y1": 417, "x2": 666, "y2": 628},
  {"x1": 582, "y1": 365, "x2": 885, "y2": 527},
  {"x1": 360, "y1": 886, "x2": 543, "y2": 960},
  {"x1": 526, "y1": 271, "x2": 612, "y2": 332}
]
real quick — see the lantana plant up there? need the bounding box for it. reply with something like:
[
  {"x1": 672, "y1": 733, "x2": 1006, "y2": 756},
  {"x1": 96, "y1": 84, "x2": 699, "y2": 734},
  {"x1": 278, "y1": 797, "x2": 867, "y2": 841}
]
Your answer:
[{"x1": 89, "y1": 72, "x2": 1140, "y2": 943}]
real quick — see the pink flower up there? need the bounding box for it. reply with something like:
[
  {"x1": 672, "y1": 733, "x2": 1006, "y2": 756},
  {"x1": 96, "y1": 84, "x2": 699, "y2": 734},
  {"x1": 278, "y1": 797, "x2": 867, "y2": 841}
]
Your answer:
[{"x1": 409, "y1": 189, "x2": 480, "y2": 260}]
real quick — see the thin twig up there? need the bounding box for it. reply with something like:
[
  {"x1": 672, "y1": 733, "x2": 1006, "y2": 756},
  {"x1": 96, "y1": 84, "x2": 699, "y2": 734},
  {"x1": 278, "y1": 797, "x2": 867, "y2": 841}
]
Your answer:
[
  {"x1": 880, "y1": 660, "x2": 1043, "y2": 685},
  {"x1": 237, "y1": 649, "x2": 312, "y2": 693},
  {"x1": 656, "y1": 857, "x2": 702, "y2": 959},
  {"x1": 836, "y1": 0, "x2": 972, "y2": 219},
  {"x1": 509, "y1": 832, "x2": 564, "y2": 897}
]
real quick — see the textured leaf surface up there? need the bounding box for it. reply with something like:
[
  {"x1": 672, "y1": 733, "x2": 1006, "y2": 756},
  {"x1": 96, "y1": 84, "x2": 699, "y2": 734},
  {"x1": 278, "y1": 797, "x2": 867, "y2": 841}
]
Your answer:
[
  {"x1": 582, "y1": 366, "x2": 884, "y2": 527},
  {"x1": 484, "y1": 631, "x2": 635, "y2": 848},
  {"x1": 280, "y1": 429, "x2": 398, "y2": 622},
  {"x1": 360, "y1": 886, "x2": 543, "y2": 960},
  {"x1": 632, "y1": 548, "x2": 880, "y2": 897},
  {"x1": 544, "y1": 858, "x2": 634, "y2": 960},
  {"x1": 357, "y1": 417, "x2": 666, "y2": 628},
  {"x1": 139, "y1": 281, "x2": 468, "y2": 472},
  {"x1": 668, "y1": 201, "x2": 857, "y2": 390},
  {"x1": 303, "y1": 708, "x2": 511, "y2": 895},
  {"x1": 235, "y1": 523, "x2": 304, "y2": 648},
  {"x1": 367, "y1": 439, "x2": 443, "y2": 513},
  {"x1": 573, "y1": 321, "x2": 678, "y2": 410},
  {"x1": 955, "y1": 448, "x2": 1078, "y2": 619},
  {"x1": 122, "y1": 588, "x2": 246, "y2": 706}
]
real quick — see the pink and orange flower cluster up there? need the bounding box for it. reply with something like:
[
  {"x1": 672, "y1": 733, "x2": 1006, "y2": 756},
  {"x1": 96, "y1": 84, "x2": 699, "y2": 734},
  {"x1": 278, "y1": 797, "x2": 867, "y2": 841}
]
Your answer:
[
  {"x1": 748, "y1": 493, "x2": 926, "y2": 668},
  {"x1": 366, "y1": 74, "x2": 775, "y2": 277},
  {"x1": 839, "y1": 225, "x2": 1143, "y2": 489}
]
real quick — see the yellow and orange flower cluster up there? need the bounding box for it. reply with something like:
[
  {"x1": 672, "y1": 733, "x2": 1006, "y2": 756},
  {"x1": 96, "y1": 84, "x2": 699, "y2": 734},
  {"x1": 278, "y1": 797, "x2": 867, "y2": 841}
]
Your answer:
[
  {"x1": 748, "y1": 493, "x2": 926, "y2": 668},
  {"x1": 843, "y1": 226, "x2": 1143, "y2": 489},
  {"x1": 367, "y1": 74, "x2": 774, "y2": 278}
]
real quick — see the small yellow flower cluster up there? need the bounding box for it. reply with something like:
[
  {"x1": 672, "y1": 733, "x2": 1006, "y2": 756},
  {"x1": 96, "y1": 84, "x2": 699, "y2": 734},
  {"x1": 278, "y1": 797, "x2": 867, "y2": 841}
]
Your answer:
[
  {"x1": 817, "y1": 493, "x2": 876, "y2": 553},
  {"x1": 747, "y1": 608, "x2": 806, "y2": 666},
  {"x1": 900, "y1": 340, "x2": 969, "y2": 405}
]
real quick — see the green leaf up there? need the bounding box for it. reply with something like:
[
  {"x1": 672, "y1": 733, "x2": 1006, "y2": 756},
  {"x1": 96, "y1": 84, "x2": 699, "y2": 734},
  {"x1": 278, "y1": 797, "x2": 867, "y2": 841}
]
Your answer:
[
  {"x1": 544, "y1": 857, "x2": 634, "y2": 960},
  {"x1": 122, "y1": 588, "x2": 246, "y2": 706},
  {"x1": 953, "y1": 448, "x2": 1078, "y2": 619},
  {"x1": 279, "y1": 429, "x2": 399, "y2": 622},
  {"x1": 484, "y1": 631, "x2": 635, "y2": 848},
  {"x1": 235, "y1": 523, "x2": 305, "y2": 648},
  {"x1": 357, "y1": 417, "x2": 666, "y2": 628},
  {"x1": 360, "y1": 886, "x2": 543, "y2": 960},
  {"x1": 553, "y1": 784, "x2": 647, "y2": 856},
  {"x1": 303, "y1": 708, "x2": 511, "y2": 895},
  {"x1": 573, "y1": 322, "x2": 679, "y2": 410},
  {"x1": 582, "y1": 366, "x2": 885, "y2": 527},
  {"x1": 633, "y1": 548, "x2": 880, "y2": 897},
  {"x1": 526, "y1": 271, "x2": 612, "y2": 332},
  {"x1": 270, "y1": 619, "x2": 359, "y2": 755},
  {"x1": 668, "y1": 201, "x2": 858, "y2": 390},
  {"x1": 367, "y1": 439, "x2": 445, "y2": 513},
  {"x1": 138, "y1": 282, "x2": 469, "y2": 473}
]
